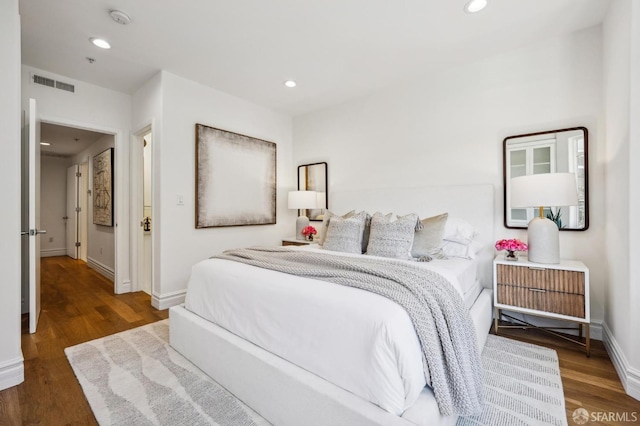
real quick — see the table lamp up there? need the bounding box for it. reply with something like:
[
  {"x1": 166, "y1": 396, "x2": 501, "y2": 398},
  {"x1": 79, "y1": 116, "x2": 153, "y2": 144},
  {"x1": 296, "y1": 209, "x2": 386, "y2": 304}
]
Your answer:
[
  {"x1": 510, "y1": 173, "x2": 579, "y2": 264},
  {"x1": 288, "y1": 191, "x2": 318, "y2": 240}
]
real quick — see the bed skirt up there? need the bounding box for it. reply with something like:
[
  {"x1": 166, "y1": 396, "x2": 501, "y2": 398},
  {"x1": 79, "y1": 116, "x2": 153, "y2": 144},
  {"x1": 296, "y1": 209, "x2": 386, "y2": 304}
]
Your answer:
[{"x1": 169, "y1": 288, "x2": 493, "y2": 426}]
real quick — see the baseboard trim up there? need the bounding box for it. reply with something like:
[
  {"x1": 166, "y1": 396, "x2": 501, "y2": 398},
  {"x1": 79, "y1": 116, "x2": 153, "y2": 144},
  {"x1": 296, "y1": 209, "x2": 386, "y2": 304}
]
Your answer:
[
  {"x1": 40, "y1": 248, "x2": 67, "y2": 258},
  {"x1": 87, "y1": 257, "x2": 115, "y2": 281},
  {"x1": 152, "y1": 290, "x2": 186, "y2": 310},
  {"x1": 0, "y1": 357, "x2": 24, "y2": 391},
  {"x1": 602, "y1": 321, "x2": 640, "y2": 401}
]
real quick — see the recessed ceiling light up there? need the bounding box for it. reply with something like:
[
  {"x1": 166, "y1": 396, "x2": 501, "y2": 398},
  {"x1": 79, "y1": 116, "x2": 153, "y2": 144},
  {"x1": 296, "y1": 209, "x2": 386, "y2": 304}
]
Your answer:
[
  {"x1": 40, "y1": 142, "x2": 50, "y2": 146},
  {"x1": 284, "y1": 80, "x2": 297, "y2": 88},
  {"x1": 90, "y1": 37, "x2": 111, "y2": 49},
  {"x1": 464, "y1": 0, "x2": 487, "y2": 13}
]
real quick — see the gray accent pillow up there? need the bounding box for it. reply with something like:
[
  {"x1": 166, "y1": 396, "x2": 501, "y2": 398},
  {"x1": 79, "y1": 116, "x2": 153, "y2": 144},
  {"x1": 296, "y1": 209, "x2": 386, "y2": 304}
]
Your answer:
[
  {"x1": 362, "y1": 212, "x2": 390, "y2": 254},
  {"x1": 366, "y1": 212, "x2": 419, "y2": 259},
  {"x1": 411, "y1": 213, "x2": 449, "y2": 259},
  {"x1": 318, "y1": 210, "x2": 355, "y2": 246},
  {"x1": 322, "y1": 211, "x2": 368, "y2": 254}
]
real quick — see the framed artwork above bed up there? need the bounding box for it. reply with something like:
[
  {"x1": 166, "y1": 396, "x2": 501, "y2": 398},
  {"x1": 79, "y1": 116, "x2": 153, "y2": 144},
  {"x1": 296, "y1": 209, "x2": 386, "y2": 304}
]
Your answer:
[{"x1": 195, "y1": 124, "x2": 277, "y2": 228}]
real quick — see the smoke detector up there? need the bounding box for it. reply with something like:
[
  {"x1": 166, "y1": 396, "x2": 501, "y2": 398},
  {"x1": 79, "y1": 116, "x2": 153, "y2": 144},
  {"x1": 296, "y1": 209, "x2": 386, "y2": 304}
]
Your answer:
[{"x1": 110, "y1": 10, "x2": 132, "y2": 25}]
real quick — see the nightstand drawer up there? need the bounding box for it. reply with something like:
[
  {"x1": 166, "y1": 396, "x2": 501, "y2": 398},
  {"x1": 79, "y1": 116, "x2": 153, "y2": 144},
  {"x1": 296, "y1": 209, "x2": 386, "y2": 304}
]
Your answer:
[
  {"x1": 496, "y1": 264, "x2": 585, "y2": 294},
  {"x1": 497, "y1": 284, "x2": 585, "y2": 318}
]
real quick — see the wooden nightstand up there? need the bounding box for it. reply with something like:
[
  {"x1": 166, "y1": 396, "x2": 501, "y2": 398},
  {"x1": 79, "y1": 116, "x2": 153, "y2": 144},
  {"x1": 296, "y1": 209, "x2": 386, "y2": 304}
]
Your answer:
[
  {"x1": 282, "y1": 238, "x2": 314, "y2": 247},
  {"x1": 493, "y1": 255, "x2": 591, "y2": 356}
]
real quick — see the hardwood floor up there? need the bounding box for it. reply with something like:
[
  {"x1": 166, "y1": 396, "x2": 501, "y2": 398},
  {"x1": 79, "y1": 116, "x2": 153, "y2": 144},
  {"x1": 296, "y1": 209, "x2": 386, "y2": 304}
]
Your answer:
[
  {"x1": 0, "y1": 257, "x2": 638, "y2": 425},
  {"x1": 0, "y1": 256, "x2": 167, "y2": 426}
]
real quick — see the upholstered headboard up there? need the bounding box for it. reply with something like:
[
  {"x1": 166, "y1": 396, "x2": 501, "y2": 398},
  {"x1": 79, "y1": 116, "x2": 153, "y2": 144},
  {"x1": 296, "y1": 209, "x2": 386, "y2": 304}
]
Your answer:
[{"x1": 331, "y1": 184, "x2": 495, "y2": 288}]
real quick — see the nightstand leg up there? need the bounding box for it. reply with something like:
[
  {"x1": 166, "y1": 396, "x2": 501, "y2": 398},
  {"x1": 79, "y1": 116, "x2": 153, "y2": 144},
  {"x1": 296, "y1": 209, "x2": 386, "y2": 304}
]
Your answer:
[
  {"x1": 585, "y1": 323, "x2": 590, "y2": 357},
  {"x1": 494, "y1": 308, "x2": 500, "y2": 334},
  {"x1": 579, "y1": 323, "x2": 583, "y2": 338}
]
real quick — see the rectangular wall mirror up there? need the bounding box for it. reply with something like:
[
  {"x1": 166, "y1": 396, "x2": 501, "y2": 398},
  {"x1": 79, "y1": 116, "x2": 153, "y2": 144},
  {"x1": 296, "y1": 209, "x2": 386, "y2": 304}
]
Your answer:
[
  {"x1": 503, "y1": 127, "x2": 589, "y2": 231},
  {"x1": 298, "y1": 162, "x2": 327, "y2": 221}
]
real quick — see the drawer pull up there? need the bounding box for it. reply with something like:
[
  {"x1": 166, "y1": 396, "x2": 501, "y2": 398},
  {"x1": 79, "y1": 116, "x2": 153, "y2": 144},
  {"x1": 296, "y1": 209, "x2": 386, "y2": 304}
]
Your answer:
[
  {"x1": 528, "y1": 267, "x2": 547, "y2": 271},
  {"x1": 529, "y1": 288, "x2": 547, "y2": 293}
]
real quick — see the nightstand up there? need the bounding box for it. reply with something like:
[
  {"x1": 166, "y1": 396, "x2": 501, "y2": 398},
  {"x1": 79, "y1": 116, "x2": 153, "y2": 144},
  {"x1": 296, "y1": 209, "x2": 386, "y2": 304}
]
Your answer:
[
  {"x1": 282, "y1": 238, "x2": 314, "y2": 247},
  {"x1": 493, "y1": 255, "x2": 591, "y2": 356}
]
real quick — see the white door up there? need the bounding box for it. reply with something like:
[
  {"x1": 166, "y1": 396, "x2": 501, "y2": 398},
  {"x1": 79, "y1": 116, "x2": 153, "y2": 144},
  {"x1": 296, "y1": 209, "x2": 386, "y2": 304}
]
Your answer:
[
  {"x1": 78, "y1": 162, "x2": 89, "y2": 261},
  {"x1": 24, "y1": 98, "x2": 43, "y2": 334},
  {"x1": 66, "y1": 165, "x2": 79, "y2": 259}
]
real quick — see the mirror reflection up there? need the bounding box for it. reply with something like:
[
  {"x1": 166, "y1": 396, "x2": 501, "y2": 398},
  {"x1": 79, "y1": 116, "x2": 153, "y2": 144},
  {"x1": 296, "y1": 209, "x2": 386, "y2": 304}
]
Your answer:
[
  {"x1": 504, "y1": 127, "x2": 588, "y2": 231},
  {"x1": 298, "y1": 162, "x2": 328, "y2": 221}
]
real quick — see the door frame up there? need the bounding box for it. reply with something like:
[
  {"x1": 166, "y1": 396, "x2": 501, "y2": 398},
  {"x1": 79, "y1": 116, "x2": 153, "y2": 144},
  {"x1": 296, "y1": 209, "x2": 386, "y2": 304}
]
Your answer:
[
  {"x1": 39, "y1": 115, "x2": 130, "y2": 294},
  {"x1": 131, "y1": 121, "x2": 156, "y2": 296}
]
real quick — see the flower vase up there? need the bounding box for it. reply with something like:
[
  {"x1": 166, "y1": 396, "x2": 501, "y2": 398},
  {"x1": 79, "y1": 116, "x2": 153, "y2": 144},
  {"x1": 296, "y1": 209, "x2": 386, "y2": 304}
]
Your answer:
[
  {"x1": 504, "y1": 250, "x2": 518, "y2": 261},
  {"x1": 307, "y1": 235, "x2": 314, "y2": 242}
]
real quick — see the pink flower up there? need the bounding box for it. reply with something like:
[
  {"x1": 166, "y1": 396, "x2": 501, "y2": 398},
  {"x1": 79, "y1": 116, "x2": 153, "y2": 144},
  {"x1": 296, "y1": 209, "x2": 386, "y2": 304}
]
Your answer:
[
  {"x1": 301, "y1": 226, "x2": 317, "y2": 236},
  {"x1": 495, "y1": 238, "x2": 527, "y2": 252}
]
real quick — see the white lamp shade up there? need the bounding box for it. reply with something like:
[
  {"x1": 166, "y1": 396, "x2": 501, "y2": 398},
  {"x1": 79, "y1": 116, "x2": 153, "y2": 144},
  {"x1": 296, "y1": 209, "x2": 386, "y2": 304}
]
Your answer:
[
  {"x1": 316, "y1": 191, "x2": 327, "y2": 209},
  {"x1": 510, "y1": 173, "x2": 579, "y2": 208},
  {"x1": 288, "y1": 191, "x2": 318, "y2": 209}
]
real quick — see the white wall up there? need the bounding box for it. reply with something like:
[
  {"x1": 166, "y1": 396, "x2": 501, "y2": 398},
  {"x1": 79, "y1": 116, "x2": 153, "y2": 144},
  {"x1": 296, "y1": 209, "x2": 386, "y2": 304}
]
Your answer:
[
  {"x1": 22, "y1": 65, "x2": 132, "y2": 292},
  {"x1": 40, "y1": 156, "x2": 71, "y2": 257},
  {"x1": 72, "y1": 135, "x2": 116, "y2": 275},
  {"x1": 133, "y1": 71, "x2": 294, "y2": 308},
  {"x1": 293, "y1": 27, "x2": 606, "y2": 329},
  {"x1": 603, "y1": 0, "x2": 640, "y2": 400},
  {"x1": 0, "y1": 0, "x2": 24, "y2": 391}
]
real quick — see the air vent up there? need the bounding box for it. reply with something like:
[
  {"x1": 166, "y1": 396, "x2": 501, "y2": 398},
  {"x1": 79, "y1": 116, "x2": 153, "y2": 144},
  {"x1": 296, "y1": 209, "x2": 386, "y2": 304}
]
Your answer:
[
  {"x1": 55, "y1": 81, "x2": 75, "y2": 93},
  {"x1": 32, "y1": 73, "x2": 75, "y2": 94},
  {"x1": 33, "y1": 74, "x2": 55, "y2": 88}
]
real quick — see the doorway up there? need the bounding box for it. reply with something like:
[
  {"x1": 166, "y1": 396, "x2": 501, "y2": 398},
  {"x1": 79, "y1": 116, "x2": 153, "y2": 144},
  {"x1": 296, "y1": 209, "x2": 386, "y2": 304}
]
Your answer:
[
  {"x1": 38, "y1": 122, "x2": 116, "y2": 278},
  {"x1": 134, "y1": 127, "x2": 153, "y2": 296}
]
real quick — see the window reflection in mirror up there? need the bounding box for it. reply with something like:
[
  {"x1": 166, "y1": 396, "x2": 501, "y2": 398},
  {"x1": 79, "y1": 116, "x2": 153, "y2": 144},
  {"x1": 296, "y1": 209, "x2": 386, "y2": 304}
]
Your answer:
[
  {"x1": 298, "y1": 162, "x2": 328, "y2": 221},
  {"x1": 503, "y1": 127, "x2": 588, "y2": 231}
]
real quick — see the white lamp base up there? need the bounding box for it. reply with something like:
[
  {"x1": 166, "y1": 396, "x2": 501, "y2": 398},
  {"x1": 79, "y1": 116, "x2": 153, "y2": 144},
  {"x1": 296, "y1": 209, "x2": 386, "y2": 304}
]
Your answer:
[
  {"x1": 527, "y1": 217, "x2": 560, "y2": 264},
  {"x1": 296, "y1": 215, "x2": 309, "y2": 240}
]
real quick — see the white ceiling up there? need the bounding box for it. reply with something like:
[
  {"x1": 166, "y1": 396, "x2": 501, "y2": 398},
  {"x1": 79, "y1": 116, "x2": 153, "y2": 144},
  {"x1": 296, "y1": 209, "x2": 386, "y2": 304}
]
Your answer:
[
  {"x1": 40, "y1": 123, "x2": 107, "y2": 157},
  {"x1": 20, "y1": 0, "x2": 610, "y2": 117}
]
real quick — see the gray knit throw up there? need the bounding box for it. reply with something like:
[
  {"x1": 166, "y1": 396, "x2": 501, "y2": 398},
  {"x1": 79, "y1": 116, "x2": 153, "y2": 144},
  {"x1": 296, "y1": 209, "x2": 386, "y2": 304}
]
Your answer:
[{"x1": 214, "y1": 247, "x2": 484, "y2": 416}]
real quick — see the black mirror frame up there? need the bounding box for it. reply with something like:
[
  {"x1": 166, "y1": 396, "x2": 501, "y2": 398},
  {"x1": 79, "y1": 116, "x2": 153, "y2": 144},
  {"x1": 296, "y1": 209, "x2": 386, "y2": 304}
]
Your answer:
[
  {"x1": 503, "y1": 126, "x2": 589, "y2": 231},
  {"x1": 297, "y1": 162, "x2": 328, "y2": 222}
]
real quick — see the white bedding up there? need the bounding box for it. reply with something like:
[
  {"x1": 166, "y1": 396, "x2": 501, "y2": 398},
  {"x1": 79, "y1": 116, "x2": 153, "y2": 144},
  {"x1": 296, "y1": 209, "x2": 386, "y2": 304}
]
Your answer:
[{"x1": 184, "y1": 246, "x2": 480, "y2": 416}]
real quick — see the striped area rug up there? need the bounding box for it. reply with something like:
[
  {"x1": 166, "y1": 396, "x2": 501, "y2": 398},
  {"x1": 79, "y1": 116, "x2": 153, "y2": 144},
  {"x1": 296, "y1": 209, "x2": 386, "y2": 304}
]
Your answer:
[
  {"x1": 457, "y1": 334, "x2": 567, "y2": 426},
  {"x1": 66, "y1": 321, "x2": 566, "y2": 426}
]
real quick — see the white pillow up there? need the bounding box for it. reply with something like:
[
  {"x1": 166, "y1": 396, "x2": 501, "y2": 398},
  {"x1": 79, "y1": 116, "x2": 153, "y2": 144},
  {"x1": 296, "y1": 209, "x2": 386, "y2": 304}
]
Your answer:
[
  {"x1": 441, "y1": 240, "x2": 483, "y2": 260},
  {"x1": 443, "y1": 218, "x2": 478, "y2": 245}
]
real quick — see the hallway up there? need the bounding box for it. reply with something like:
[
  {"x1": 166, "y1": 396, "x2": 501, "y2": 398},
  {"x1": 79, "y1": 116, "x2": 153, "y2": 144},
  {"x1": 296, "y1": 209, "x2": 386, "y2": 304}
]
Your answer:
[{"x1": 0, "y1": 256, "x2": 167, "y2": 425}]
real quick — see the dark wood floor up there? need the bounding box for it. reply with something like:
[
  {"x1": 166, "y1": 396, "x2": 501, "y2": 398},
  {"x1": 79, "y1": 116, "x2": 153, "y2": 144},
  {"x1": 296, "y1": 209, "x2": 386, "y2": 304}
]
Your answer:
[
  {"x1": 0, "y1": 257, "x2": 638, "y2": 425},
  {"x1": 0, "y1": 256, "x2": 168, "y2": 425}
]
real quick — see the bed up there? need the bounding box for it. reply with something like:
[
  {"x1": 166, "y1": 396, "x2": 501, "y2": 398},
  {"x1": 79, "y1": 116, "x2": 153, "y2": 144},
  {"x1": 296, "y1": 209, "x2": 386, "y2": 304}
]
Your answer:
[{"x1": 170, "y1": 184, "x2": 495, "y2": 426}]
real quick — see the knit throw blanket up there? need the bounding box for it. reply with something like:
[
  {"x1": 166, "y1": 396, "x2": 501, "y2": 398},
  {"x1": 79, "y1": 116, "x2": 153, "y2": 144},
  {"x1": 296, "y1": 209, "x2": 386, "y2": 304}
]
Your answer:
[{"x1": 214, "y1": 247, "x2": 484, "y2": 416}]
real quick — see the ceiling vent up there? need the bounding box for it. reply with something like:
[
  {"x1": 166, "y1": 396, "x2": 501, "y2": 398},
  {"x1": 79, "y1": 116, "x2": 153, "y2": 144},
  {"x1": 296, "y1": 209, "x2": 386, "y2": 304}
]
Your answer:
[{"x1": 31, "y1": 73, "x2": 75, "y2": 94}]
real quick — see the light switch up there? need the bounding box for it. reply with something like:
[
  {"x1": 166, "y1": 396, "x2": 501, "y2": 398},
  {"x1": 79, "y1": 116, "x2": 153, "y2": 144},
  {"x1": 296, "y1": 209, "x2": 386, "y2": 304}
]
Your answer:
[{"x1": 177, "y1": 195, "x2": 184, "y2": 205}]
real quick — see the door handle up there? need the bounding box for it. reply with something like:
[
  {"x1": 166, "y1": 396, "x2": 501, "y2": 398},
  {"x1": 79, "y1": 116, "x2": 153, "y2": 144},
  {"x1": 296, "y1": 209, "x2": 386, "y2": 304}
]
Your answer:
[
  {"x1": 21, "y1": 231, "x2": 29, "y2": 236},
  {"x1": 29, "y1": 229, "x2": 47, "y2": 236}
]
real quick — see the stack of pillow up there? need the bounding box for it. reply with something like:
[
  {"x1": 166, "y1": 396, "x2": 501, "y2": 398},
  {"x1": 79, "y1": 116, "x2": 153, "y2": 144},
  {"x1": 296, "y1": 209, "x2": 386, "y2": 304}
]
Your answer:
[{"x1": 317, "y1": 210, "x2": 480, "y2": 261}]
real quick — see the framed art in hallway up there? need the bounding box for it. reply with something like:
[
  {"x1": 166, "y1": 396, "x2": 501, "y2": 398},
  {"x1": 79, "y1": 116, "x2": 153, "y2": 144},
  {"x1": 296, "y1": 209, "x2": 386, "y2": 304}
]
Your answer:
[
  {"x1": 195, "y1": 123, "x2": 277, "y2": 228},
  {"x1": 93, "y1": 148, "x2": 114, "y2": 227}
]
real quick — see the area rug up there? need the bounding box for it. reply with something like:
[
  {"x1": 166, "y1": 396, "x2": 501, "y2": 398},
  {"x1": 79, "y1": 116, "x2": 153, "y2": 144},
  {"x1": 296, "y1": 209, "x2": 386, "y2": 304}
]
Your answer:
[
  {"x1": 65, "y1": 321, "x2": 269, "y2": 426},
  {"x1": 66, "y1": 321, "x2": 567, "y2": 426},
  {"x1": 457, "y1": 334, "x2": 567, "y2": 426}
]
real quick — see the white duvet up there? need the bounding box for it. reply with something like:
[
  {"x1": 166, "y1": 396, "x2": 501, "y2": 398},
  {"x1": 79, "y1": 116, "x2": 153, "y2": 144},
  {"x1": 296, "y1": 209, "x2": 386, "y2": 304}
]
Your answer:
[{"x1": 184, "y1": 246, "x2": 476, "y2": 415}]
